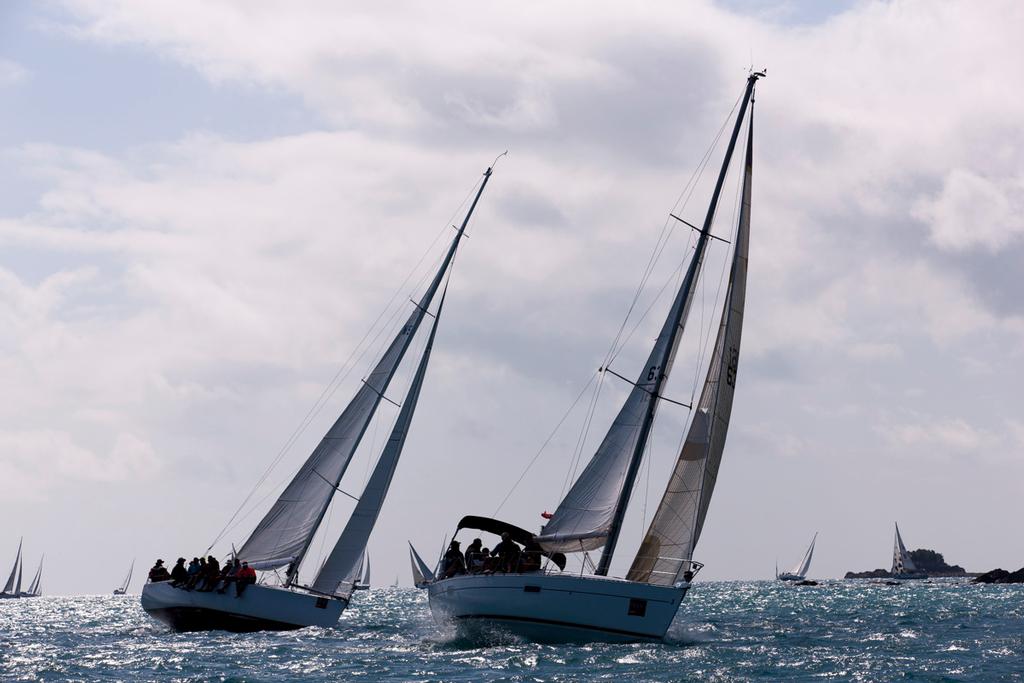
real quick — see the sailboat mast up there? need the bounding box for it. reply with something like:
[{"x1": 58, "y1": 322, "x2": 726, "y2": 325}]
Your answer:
[
  {"x1": 285, "y1": 166, "x2": 495, "y2": 585},
  {"x1": 595, "y1": 73, "x2": 761, "y2": 576}
]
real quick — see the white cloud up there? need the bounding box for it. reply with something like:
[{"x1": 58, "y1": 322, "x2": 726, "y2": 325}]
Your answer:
[
  {"x1": 914, "y1": 169, "x2": 1024, "y2": 252},
  {"x1": 0, "y1": 59, "x2": 28, "y2": 86}
]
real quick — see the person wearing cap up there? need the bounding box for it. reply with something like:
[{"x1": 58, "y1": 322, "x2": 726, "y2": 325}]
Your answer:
[
  {"x1": 441, "y1": 540, "x2": 466, "y2": 579},
  {"x1": 492, "y1": 532, "x2": 521, "y2": 573},
  {"x1": 148, "y1": 559, "x2": 171, "y2": 583},
  {"x1": 170, "y1": 558, "x2": 188, "y2": 587}
]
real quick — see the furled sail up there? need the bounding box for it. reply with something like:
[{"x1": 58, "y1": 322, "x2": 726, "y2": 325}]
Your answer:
[
  {"x1": 311, "y1": 290, "x2": 448, "y2": 596},
  {"x1": 539, "y1": 75, "x2": 760, "y2": 567},
  {"x1": 627, "y1": 109, "x2": 753, "y2": 586},
  {"x1": 409, "y1": 542, "x2": 434, "y2": 587},
  {"x1": 238, "y1": 168, "x2": 491, "y2": 576},
  {"x1": 892, "y1": 523, "x2": 917, "y2": 574},
  {"x1": 2, "y1": 539, "x2": 21, "y2": 594}
]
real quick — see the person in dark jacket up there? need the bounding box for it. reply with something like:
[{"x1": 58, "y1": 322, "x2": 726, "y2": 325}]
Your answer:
[
  {"x1": 464, "y1": 538, "x2": 483, "y2": 573},
  {"x1": 170, "y1": 558, "x2": 188, "y2": 587},
  {"x1": 441, "y1": 541, "x2": 466, "y2": 579},
  {"x1": 148, "y1": 559, "x2": 171, "y2": 583},
  {"x1": 492, "y1": 533, "x2": 521, "y2": 573}
]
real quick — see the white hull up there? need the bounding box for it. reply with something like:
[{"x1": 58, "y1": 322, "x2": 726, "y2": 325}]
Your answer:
[
  {"x1": 140, "y1": 581, "x2": 346, "y2": 632},
  {"x1": 428, "y1": 572, "x2": 688, "y2": 643}
]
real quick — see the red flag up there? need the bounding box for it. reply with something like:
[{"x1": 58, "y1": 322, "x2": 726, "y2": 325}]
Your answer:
[{"x1": 541, "y1": 511, "x2": 553, "y2": 519}]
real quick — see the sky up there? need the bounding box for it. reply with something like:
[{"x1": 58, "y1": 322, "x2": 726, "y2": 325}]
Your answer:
[{"x1": 1, "y1": 0, "x2": 1022, "y2": 595}]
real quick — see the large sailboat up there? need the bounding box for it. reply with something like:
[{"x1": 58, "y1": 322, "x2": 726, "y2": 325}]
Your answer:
[
  {"x1": 777, "y1": 533, "x2": 817, "y2": 581},
  {"x1": 891, "y1": 523, "x2": 926, "y2": 580},
  {"x1": 114, "y1": 560, "x2": 134, "y2": 595},
  {"x1": 428, "y1": 72, "x2": 764, "y2": 643},
  {"x1": 141, "y1": 164, "x2": 498, "y2": 632},
  {"x1": 1, "y1": 539, "x2": 23, "y2": 599}
]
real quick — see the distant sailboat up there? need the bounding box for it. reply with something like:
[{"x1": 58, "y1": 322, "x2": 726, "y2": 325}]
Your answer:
[
  {"x1": 428, "y1": 72, "x2": 765, "y2": 643},
  {"x1": 409, "y1": 542, "x2": 435, "y2": 589},
  {"x1": 777, "y1": 533, "x2": 817, "y2": 581},
  {"x1": 352, "y1": 553, "x2": 371, "y2": 591},
  {"x1": 141, "y1": 163, "x2": 497, "y2": 632},
  {"x1": 114, "y1": 560, "x2": 135, "y2": 595},
  {"x1": 891, "y1": 523, "x2": 926, "y2": 580},
  {"x1": 22, "y1": 556, "x2": 43, "y2": 598},
  {"x1": 1, "y1": 539, "x2": 23, "y2": 599}
]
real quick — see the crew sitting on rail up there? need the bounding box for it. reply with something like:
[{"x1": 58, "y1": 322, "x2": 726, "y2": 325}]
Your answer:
[{"x1": 441, "y1": 540, "x2": 466, "y2": 578}]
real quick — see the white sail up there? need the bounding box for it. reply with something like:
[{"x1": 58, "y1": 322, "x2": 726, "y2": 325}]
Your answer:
[
  {"x1": 311, "y1": 290, "x2": 447, "y2": 595},
  {"x1": 239, "y1": 219, "x2": 471, "y2": 575},
  {"x1": 2, "y1": 538, "x2": 21, "y2": 594},
  {"x1": 119, "y1": 560, "x2": 134, "y2": 593},
  {"x1": 789, "y1": 533, "x2": 817, "y2": 578},
  {"x1": 361, "y1": 553, "x2": 371, "y2": 586},
  {"x1": 14, "y1": 553, "x2": 22, "y2": 596},
  {"x1": 892, "y1": 523, "x2": 918, "y2": 574},
  {"x1": 409, "y1": 542, "x2": 434, "y2": 587},
  {"x1": 628, "y1": 111, "x2": 753, "y2": 586},
  {"x1": 26, "y1": 557, "x2": 43, "y2": 596}
]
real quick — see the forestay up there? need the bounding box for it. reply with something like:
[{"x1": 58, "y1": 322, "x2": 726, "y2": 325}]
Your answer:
[
  {"x1": 627, "y1": 111, "x2": 753, "y2": 586},
  {"x1": 312, "y1": 291, "x2": 448, "y2": 596}
]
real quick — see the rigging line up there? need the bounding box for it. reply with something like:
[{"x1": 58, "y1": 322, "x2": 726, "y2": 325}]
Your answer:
[
  {"x1": 207, "y1": 177, "x2": 484, "y2": 553},
  {"x1": 492, "y1": 370, "x2": 599, "y2": 517}
]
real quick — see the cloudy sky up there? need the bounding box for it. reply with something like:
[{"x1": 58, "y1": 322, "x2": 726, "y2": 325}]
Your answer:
[{"x1": 2, "y1": 0, "x2": 1022, "y2": 595}]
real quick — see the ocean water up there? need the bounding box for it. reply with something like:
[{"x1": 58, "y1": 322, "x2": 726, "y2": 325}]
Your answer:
[{"x1": 1, "y1": 580, "x2": 1021, "y2": 681}]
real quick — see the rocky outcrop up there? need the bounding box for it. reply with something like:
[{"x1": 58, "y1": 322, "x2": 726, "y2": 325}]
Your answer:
[
  {"x1": 844, "y1": 568, "x2": 891, "y2": 579},
  {"x1": 845, "y1": 549, "x2": 968, "y2": 579},
  {"x1": 973, "y1": 568, "x2": 1024, "y2": 584}
]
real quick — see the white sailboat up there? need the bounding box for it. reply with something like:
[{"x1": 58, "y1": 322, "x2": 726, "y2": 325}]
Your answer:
[
  {"x1": 428, "y1": 72, "x2": 764, "y2": 643},
  {"x1": 777, "y1": 533, "x2": 817, "y2": 581},
  {"x1": 891, "y1": 523, "x2": 926, "y2": 580},
  {"x1": 409, "y1": 542, "x2": 435, "y2": 589},
  {"x1": 1, "y1": 539, "x2": 23, "y2": 599},
  {"x1": 21, "y1": 556, "x2": 43, "y2": 598},
  {"x1": 352, "y1": 553, "x2": 371, "y2": 591},
  {"x1": 114, "y1": 559, "x2": 134, "y2": 595},
  {"x1": 141, "y1": 163, "x2": 498, "y2": 632}
]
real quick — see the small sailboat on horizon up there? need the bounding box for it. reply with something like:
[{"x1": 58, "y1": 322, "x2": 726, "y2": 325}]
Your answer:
[
  {"x1": 352, "y1": 553, "x2": 371, "y2": 591},
  {"x1": 427, "y1": 71, "x2": 765, "y2": 643},
  {"x1": 892, "y1": 523, "x2": 926, "y2": 580},
  {"x1": 409, "y1": 542, "x2": 435, "y2": 589},
  {"x1": 114, "y1": 560, "x2": 134, "y2": 595},
  {"x1": 1, "y1": 539, "x2": 23, "y2": 600},
  {"x1": 777, "y1": 533, "x2": 817, "y2": 581},
  {"x1": 141, "y1": 163, "x2": 498, "y2": 632}
]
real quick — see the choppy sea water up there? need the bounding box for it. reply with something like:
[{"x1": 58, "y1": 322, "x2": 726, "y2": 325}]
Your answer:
[{"x1": 1, "y1": 580, "x2": 1021, "y2": 681}]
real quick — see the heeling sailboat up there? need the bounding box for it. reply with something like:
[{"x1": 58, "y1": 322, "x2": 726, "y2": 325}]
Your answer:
[
  {"x1": 428, "y1": 72, "x2": 764, "y2": 643},
  {"x1": 409, "y1": 542, "x2": 435, "y2": 589},
  {"x1": 891, "y1": 523, "x2": 926, "y2": 580},
  {"x1": 1, "y1": 538, "x2": 23, "y2": 599},
  {"x1": 352, "y1": 553, "x2": 371, "y2": 591},
  {"x1": 777, "y1": 533, "x2": 817, "y2": 581},
  {"x1": 141, "y1": 163, "x2": 498, "y2": 632},
  {"x1": 114, "y1": 559, "x2": 134, "y2": 595},
  {"x1": 22, "y1": 555, "x2": 43, "y2": 598}
]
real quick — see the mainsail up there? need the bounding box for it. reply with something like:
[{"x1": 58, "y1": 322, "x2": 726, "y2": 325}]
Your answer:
[
  {"x1": 627, "y1": 108, "x2": 753, "y2": 585},
  {"x1": 2, "y1": 538, "x2": 21, "y2": 594},
  {"x1": 791, "y1": 533, "x2": 817, "y2": 578},
  {"x1": 26, "y1": 557, "x2": 43, "y2": 596},
  {"x1": 119, "y1": 560, "x2": 134, "y2": 593},
  {"x1": 312, "y1": 289, "x2": 448, "y2": 596},
  {"x1": 238, "y1": 168, "x2": 493, "y2": 579},
  {"x1": 892, "y1": 523, "x2": 918, "y2": 574},
  {"x1": 538, "y1": 74, "x2": 761, "y2": 579}
]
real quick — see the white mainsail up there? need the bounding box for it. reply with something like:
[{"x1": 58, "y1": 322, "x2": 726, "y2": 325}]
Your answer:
[
  {"x1": 409, "y1": 542, "x2": 434, "y2": 587},
  {"x1": 117, "y1": 560, "x2": 134, "y2": 594},
  {"x1": 26, "y1": 557, "x2": 43, "y2": 596},
  {"x1": 892, "y1": 523, "x2": 918, "y2": 574},
  {"x1": 312, "y1": 289, "x2": 448, "y2": 595},
  {"x1": 237, "y1": 173, "x2": 484, "y2": 577},
  {"x1": 791, "y1": 533, "x2": 817, "y2": 578},
  {"x1": 627, "y1": 112, "x2": 753, "y2": 586},
  {"x1": 2, "y1": 538, "x2": 21, "y2": 595},
  {"x1": 539, "y1": 77, "x2": 759, "y2": 576},
  {"x1": 14, "y1": 554, "x2": 22, "y2": 596}
]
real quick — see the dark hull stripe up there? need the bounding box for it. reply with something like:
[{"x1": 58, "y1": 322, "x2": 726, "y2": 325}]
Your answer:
[
  {"x1": 145, "y1": 606, "x2": 305, "y2": 633},
  {"x1": 454, "y1": 613, "x2": 663, "y2": 641}
]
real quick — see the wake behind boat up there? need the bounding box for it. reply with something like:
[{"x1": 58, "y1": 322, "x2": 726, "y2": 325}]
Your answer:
[
  {"x1": 428, "y1": 71, "x2": 764, "y2": 643},
  {"x1": 777, "y1": 533, "x2": 817, "y2": 581},
  {"x1": 141, "y1": 163, "x2": 498, "y2": 632}
]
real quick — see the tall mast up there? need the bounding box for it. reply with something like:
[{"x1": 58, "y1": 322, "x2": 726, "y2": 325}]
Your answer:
[
  {"x1": 285, "y1": 165, "x2": 495, "y2": 585},
  {"x1": 595, "y1": 73, "x2": 762, "y2": 576}
]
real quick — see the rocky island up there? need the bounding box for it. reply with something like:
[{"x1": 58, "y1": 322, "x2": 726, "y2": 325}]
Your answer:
[{"x1": 845, "y1": 549, "x2": 968, "y2": 579}]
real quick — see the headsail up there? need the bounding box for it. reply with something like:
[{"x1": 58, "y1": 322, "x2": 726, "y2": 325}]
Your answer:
[
  {"x1": 2, "y1": 538, "x2": 21, "y2": 594},
  {"x1": 238, "y1": 168, "x2": 493, "y2": 579},
  {"x1": 892, "y1": 523, "x2": 917, "y2": 574},
  {"x1": 120, "y1": 559, "x2": 134, "y2": 593},
  {"x1": 538, "y1": 74, "x2": 762, "y2": 579},
  {"x1": 627, "y1": 98, "x2": 754, "y2": 585},
  {"x1": 14, "y1": 553, "x2": 22, "y2": 596},
  {"x1": 27, "y1": 557, "x2": 43, "y2": 596},
  {"x1": 311, "y1": 285, "x2": 450, "y2": 596},
  {"x1": 361, "y1": 553, "x2": 371, "y2": 586}
]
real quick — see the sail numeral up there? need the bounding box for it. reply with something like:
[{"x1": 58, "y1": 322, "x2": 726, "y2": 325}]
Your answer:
[
  {"x1": 402, "y1": 324, "x2": 413, "y2": 335},
  {"x1": 646, "y1": 365, "x2": 660, "y2": 382},
  {"x1": 725, "y1": 347, "x2": 739, "y2": 387}
]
